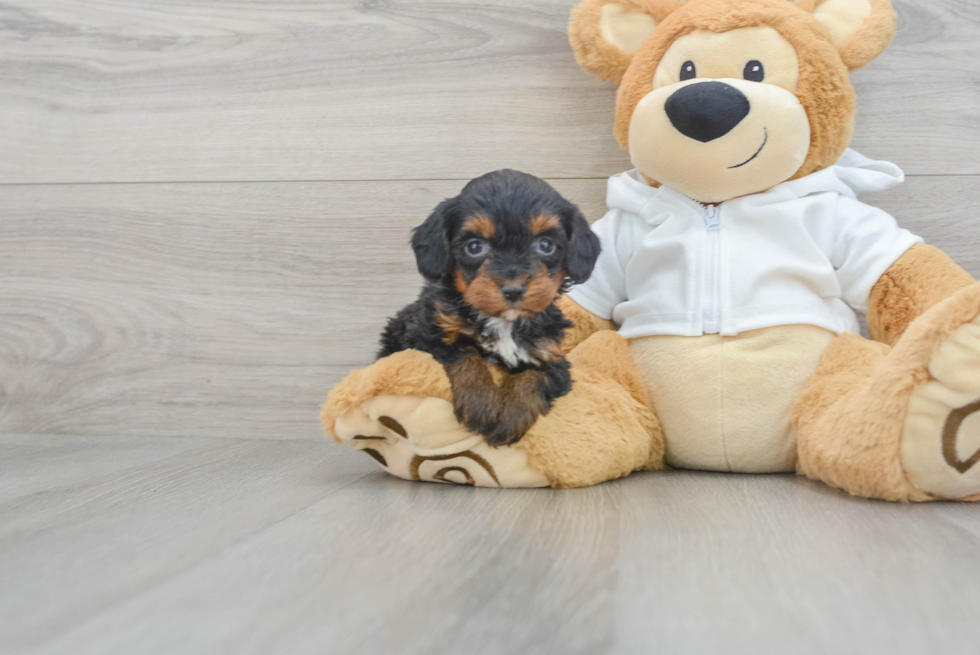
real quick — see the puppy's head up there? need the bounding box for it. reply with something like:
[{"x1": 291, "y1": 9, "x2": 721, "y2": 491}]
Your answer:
[{"x1": 412, "y1": 170, "x2": 600, "y2": 320}]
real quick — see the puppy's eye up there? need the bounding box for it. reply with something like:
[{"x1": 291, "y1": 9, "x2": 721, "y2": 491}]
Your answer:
[
  {"x1": 465, "y1": 239, "x2": 488, "y2": 257},
  {"x1": 743, "y1": 60, "x2": 764, "y2": 82},
  {"x1": 679, "y1": 60, "x2": 696, "y2": 81},
  {"x1": 535, "y1": 238, "x2": 556, "y2": 256}
]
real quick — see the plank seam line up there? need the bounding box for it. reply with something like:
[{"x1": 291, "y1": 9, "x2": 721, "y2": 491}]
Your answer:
[{"x1": 0, "y1": 173, "x2": 975, "y2": 188}]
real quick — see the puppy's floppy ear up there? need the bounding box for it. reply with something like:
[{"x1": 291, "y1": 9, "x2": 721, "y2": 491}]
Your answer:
[
  {"x1": 561, "y1": 203, "x2": 601, "y2": 285},
  {"x1": 569, "y1": 0, "x2": 683, "y2": 83},
  {"x1": 806, "y1": 0, "x2": 897, "y2": 71},
  {"x1": 411, "y1": 197, "x2": 458, "y2": 282}
]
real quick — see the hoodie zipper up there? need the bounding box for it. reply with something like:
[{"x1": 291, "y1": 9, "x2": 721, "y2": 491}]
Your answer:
[{"x1": 702, "y1": 204, "x2": 722, "y2": 334}]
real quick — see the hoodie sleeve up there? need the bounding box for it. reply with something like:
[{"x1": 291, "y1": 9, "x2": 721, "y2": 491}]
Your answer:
[
  {"x1": 832, "y1": 196, "x2": 923, "y2": 314},
  {"x1": 567, "y1": 210, "x2": 629, "y2": 321}
]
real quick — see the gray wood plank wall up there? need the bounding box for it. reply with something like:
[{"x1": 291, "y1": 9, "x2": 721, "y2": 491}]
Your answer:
[{"x1": 2, "y1": 0, "x2": 979, "y2": 440}]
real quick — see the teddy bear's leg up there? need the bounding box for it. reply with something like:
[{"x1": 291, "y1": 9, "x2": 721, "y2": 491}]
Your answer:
[
  {"x1": 555, "y1": 294, "x2": 617, "y2": 353},
  {"x1": 322, "y1": 331, "x2": 663, "y2": 489},
  {"x1": 520, "y1": 330, "x2": 665, "y2": 488},
  {"x1": 795, "y1": 282, "x2": 980, "y2": 501}
]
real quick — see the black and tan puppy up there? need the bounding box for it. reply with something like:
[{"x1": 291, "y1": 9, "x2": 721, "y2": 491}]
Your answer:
[{"x1": 379, "y1": 170, "x2": 601, "y2": 446}]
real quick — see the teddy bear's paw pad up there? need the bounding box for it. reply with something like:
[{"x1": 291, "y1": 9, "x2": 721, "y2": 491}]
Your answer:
[
  {"x1": 902, "y1": 316, "x2": 980, "y2": 499},
  {"x1": 929, "y1": 315, "x2": 980, "y2": 396},
  {"x1": 332, "y1": 394, "x2": 550, "y2": 488}
]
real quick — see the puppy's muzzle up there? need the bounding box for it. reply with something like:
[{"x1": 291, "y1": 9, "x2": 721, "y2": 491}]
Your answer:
[{"x1": 665, "y1": 81, "x2": 750, "y2": 143}]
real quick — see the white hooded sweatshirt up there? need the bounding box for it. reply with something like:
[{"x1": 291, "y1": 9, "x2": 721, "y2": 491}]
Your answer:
[{"x1": 568, "y1": 149, "x2": 922, "y2": 337}]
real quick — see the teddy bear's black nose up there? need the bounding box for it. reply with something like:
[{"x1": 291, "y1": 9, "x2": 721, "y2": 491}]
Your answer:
[{"x1": 665, "y1": 81, "x2": 751, "y2": 143}]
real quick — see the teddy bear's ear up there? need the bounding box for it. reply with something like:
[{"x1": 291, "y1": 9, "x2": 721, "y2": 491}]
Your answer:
[
  {"x1": 569, "y1": 0, "x2": 684, "y2": 83},
  {"x1": 807, "y1": 0, "x2": 897, "y2": 71}
]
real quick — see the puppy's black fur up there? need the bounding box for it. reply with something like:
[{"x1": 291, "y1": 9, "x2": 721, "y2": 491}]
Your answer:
[{"x1": 379, "y1": 170, "x2": 601, "y2": 446}]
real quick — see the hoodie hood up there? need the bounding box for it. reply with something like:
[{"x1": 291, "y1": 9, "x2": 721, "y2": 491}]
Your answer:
[
  {"x1": 774, "y1": 148, "x2": 904, "y2": 200},
  {"x1": 606, "y1": 149, "x2": 905, "y2": 216}
]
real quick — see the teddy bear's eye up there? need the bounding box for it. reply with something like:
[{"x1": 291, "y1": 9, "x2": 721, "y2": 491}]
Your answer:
[
  {"x1": 743, "y1": 60, "x2": 765, "y2": 82},
  {"x1": 679, "y1": 60, "x2": 696, "y2": 81}
]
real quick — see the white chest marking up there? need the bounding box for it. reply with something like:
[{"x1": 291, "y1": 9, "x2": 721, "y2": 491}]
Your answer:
[{"x1": 483, "y1": 317, "x2": 533, "y2": 368}]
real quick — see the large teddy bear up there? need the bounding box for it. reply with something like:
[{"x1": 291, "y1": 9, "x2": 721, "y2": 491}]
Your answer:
[{"x1": 321, "y1": 0, "x2": 980, "y2": 502}]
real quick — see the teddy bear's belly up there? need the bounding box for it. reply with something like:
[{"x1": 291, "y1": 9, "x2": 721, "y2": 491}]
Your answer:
[{"x1": 630, "y1": 325, "x2": 835, "y2": 473}]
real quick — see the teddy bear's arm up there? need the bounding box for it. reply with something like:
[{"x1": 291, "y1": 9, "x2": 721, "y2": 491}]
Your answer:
[
  {"x1": 868, "y1": 244, "x2": 975, "y2": 346},
  {"x1": 556, "y1": 295, "x2": 617, "y2": 353}
]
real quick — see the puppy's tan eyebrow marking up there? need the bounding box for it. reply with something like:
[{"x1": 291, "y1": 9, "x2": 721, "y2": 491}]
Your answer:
[
  {"x1": 530, "y1": 215, "x2": 561, "y2": 234},
  {"x1": 463, "y1": 214, "x2": 496, "y2": 238}
]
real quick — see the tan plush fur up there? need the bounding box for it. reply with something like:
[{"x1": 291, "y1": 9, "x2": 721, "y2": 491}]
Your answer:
[
  {"x1": 795, "y1": 282, "x2": 980, "y2": 501},
  {"x1": 615, "y1": 0, "x2": 855, "y2": 183},
  {"x1": 792, "y1": 332, "x2": 920, "y2": 501},
  {"x1": 821, "y1": 0, "x2": 897, "y2": 71},
  {"x1": 519, "y1": 331, "x2": 665, "y2": 488},
  {"x1": 868, "y1": 244, "x2": 975, "y2": 346},
  {"x1": 569, "y1": 0, "x2": 684, "y2": 83},
  {"x1": 632, "y1": 326, "x2": 834, "y2": 473},
  {"x1": 321, "y1": 349, "x2": 453, "y2": 442},
  {"x1": 556, "y1": 294, "x2": 616, "y2": 353}
]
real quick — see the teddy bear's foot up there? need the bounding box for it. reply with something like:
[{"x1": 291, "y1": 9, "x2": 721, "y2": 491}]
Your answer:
[
  {"x1": 333, "y1": 394, "x2": 550, "y2": 488},
  {"x1": 323, "y1": 350, "x2": 549, "y2": 488},
  {"x1": 901, "y1": 302, "x2": 980, "y2": 500},
  {"x1": 796, "y1": 282, "x2": 980, "y2": 502}
]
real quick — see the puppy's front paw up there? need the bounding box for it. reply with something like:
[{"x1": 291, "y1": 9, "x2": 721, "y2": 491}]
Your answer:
[
  {"x1": 479, "y1": 400, "x2": 549, "y2": 448},
  {"x1": 481, "y1": 429, "x2": 527, "y2": 448}
]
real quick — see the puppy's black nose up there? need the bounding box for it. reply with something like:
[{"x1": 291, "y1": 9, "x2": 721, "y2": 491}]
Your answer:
[
  {"x1": 501, "y1": 285, "x2": 526, "y2": 303},
  {"x1": 665, "y1": 81, "x2": 750, "y2": 143}
]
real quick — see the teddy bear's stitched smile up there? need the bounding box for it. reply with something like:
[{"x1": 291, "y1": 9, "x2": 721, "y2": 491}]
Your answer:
[{"x1": 728, "y1": 127, "x2": 768, "y2": 169}]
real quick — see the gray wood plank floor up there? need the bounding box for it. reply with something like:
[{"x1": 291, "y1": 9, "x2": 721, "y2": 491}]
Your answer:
[
  {"x1": 2, "y1": 0, "x2": 980, "y2": 653},
  {"x1": 1, "y1": 434, "x2": 979, "y2": 655}
]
